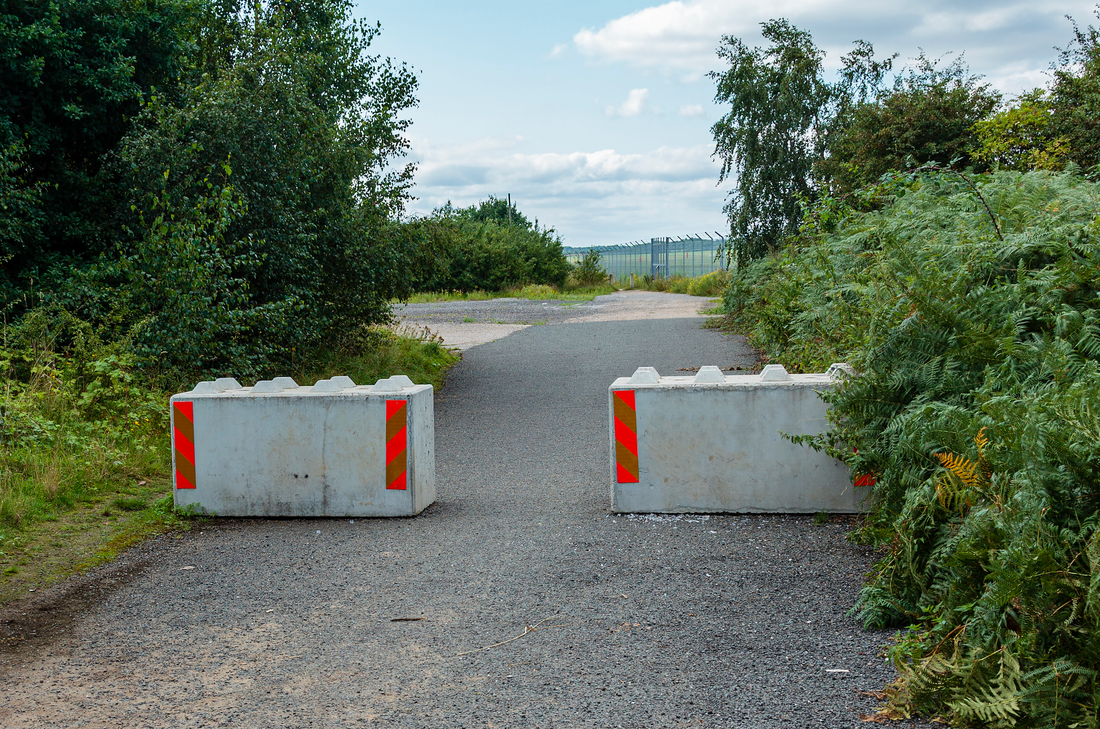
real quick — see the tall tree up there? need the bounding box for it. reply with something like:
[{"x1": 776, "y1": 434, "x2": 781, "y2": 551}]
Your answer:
[
  {"x1": 710, "y1": 20, "x2": 832, "y2": 264},
  {"x1": 1047, "y1": 12, "x2": 1100, "y2": 172},
  {"x1": 114, "y1": 0, "x2": 419, "y2": 376}
]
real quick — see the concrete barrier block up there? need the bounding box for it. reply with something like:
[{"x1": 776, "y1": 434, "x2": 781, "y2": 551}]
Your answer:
[
  {"x1": 170, "y1": 376, "x2": 435, "y2": 517},
  {"x1": 311, "y1": 376, "x2": 356, "y2": 393},
  {"x1": 826, "y1": 362, "x2": 855, "y2": 380},
  {"x1": 609, "y1": 366, "x2": 866, "y2": 514},
  {"x1": 628, "y1": 367, "x2": 661, "y2": 385},
  {"x1": 693, "y1": 366, "x2": 725, "y2": 384}
]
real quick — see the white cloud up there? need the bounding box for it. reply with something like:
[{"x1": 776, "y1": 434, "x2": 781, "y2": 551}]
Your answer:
[
  {"x1": 572, "y1": 0, "x2": 1094, "y2": 93},
  {"x1": 679, "y1": 104, "x2": 705, "y2": 117},
  {"x1": 405, "y1": 136, "x2": 726, "y2": 247},
  {"x1": 574, "y1": 0, "x2": 845, "y2": 72},
  {"x1": 606, "y1": 88, "x2": 651, "y2": 117}
]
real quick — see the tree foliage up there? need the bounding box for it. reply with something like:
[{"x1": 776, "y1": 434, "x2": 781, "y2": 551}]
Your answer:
[
  {"x1": 454, "y1": 194, "x2": 532, "y2": 229},
  {"x1": 0, "y1": 0, "x2": 194, "y2": 283},
  {"x1": 819, "y1": 53, "x2": 1000, "y2": 196},
  {"x1": 711, "y1": 22, "x2": 999, "y2": 262},
  {"x1": 710, "y1": 20, "x2": 831, "y2": 264},
  {"x1": 396, "y1": 200, "x2": 570, "y2": 293},
  {"x1": 972, "y1": 89, "x2": 1069, "y2": 172},
  {"x1": 1049, "y1": 12, "x2": 1100, "y2": 172},
  {"x1": 104, "y1": 0, "x2": 419, "y2": 378},
  {"x1": 0, "y1": 0, "x2": 421, "y2": 382},
  {"x1": 973, "y1": 10, "x2": 1100, "y2": 177}
]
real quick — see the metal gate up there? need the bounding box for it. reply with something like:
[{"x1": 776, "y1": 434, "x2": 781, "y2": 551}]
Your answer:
[{"x1": 650, "y1": 237, "x2": 670, "y2": 278}]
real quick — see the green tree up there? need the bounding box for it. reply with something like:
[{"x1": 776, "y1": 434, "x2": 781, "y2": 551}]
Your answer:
[
  {"x1": 1046, "y1": 11, "x2": 1100, "y2": 172},
  {"x1": 818, "y1": 53, "x2": 1000, "y2": 195},
  {"x1": 710, "y1": 20, "x2": 832, "y2": 264},
  {"x1": 457, "y1": 195, "x2": 531, "y2": 228},
  {"x1": 972, "y1": 89, "x2": 1069, "y2": 171},
  {"x1": 0, "y1": 0, "x2": 194, "y2": 290},
  {"x1": 110, "y1": 0, "x2": 419, "y2": 377}
]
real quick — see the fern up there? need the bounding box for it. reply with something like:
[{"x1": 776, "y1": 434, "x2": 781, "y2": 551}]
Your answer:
[{"x1": 736, "y1": 169, "x2": 1100, "y2": 726}]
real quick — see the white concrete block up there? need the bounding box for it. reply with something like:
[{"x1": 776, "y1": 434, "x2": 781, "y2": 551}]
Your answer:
[
  {"x1": 311, "y1": 376, "x2": 356, "y2": 392},
  {"x1": 628, "y1": 367, "x2": 661, "y2": 385},
  {"x1": 609, "y1": 366, "x2": 866, "y2": 514},
  {"x1": 826, "y1": 362, "x2": 855, "y2": 380},
  {"x1": 693, "y1": 366, "x2": 726, "y2": 384},
  {"x1": 759, "y1": 364, "x2": 791, "y2": 382},
  {"x1": 214, "y1": 377, "x2": 243, "y2": 391},
  {"x1": 170, "y1": 376, "x2": 435, "y2": 517},
  {"x1": 373, "y1": 374, "x2": 415, "y2": 392}
]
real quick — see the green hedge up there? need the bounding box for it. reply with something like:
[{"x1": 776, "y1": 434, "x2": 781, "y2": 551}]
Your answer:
[{"x1": 396, "y1": 216, "x2": 570, "y2": 293}]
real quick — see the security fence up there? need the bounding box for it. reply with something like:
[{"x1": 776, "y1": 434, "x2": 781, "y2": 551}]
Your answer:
[{"x1": 564, "y1": 235, "x2": 728, "y2": 281}]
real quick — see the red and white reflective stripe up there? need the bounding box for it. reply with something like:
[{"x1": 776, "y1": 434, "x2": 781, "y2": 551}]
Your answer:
[
  {"x1": 385, "y1": 400, "x2": 408, "y2": 490},
  {"x1": 173, "y1": 401, "x2": 196, "y2": 489}
]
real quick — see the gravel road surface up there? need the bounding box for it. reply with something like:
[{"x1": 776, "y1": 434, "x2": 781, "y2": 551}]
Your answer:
[{"x1": 0, "y1": 292, "x2": 932, "y2": 728}]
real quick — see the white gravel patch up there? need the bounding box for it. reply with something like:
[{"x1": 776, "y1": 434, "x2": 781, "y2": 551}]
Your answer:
[
  {"x1": 398, "y1": 290, "x2": 720, "y2": 351},
  {"x1": 415, "y1": 321, "x2": 530, "y2": 351},
  {"x1": 570, "y1": 290, "x2": 717, "y2": 322}
]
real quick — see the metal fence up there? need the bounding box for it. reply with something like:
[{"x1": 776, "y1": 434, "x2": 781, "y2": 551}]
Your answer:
[{"x1": 564, "y1": 235, "x2": 728, "y2": 281}]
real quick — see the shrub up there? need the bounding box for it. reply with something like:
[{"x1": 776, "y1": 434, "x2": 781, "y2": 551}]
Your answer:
[
  {"x1": 727, "y1": 169, "x2": 1100, "y2": 725},
  {"x1": 572, "y1": 249, "x2": 608, "y2": 286},
  {"x1": 400, "y1": 215, "x2": 570, "y2": 293},
  {"x1": 687, "y1": 270, "x2": 730, "y2": 296}
]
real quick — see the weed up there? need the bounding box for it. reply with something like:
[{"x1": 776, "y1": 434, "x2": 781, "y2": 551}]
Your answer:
[
  {"x1": 403, "y1": 281, "x2": 615, "y2": 304},
  {"x1": 633, "y1": 272, "x2": 730, "y2": 296},
  {"x1": 294, "y1": 323, "x2": 458, "y2": 391},
  {"x1": 812, "y1": 511, "x2": 829, "y2": 525},
  {"x1": 112, "y1": 496, "x2": 146, "y2": 512}
]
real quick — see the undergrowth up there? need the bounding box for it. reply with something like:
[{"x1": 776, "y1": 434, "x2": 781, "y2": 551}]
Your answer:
[
  {"x1": 0, "y1": 311, "x2": 456, "y2": 601},
  {"x1": 404, "y1": 280, "x2": 615, "y2": 303},
  {"x1": 725, "y1": 168, "x2": 1100, "y2": 726},
  {"x1": 635, "y1": 270, "x2": 730, "y2": 296}
]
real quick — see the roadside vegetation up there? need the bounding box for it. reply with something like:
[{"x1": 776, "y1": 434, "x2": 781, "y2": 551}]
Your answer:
[
  {"x1": 405, "y1": 283, "x2": 615, "y2": 304},
  {"x1": 632, "y1": 270, "x2": 730, "y2": 297},
  {"x1": 396, "y1": 196, "x2": 572, "y2": 294},
  {"x1": 711, "y1": 13, "x2": 1100, "y2": 726},
  {"x1": 0, "y1": 0, "x2": 473, "y2": 602},
  {"x1": 0, "y1": 311, "x2": 455, "y2": 601}
]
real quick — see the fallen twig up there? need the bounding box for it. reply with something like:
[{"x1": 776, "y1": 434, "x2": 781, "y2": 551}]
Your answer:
[{"x1": 455, "y1": 616, "x2": 571, "y2": 657}]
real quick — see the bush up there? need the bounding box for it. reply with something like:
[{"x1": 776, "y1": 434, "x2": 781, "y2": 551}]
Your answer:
[
  {"x1": 400, "y1": 215, "x2": 570, "y2": 293},
  {"x1": 726, "y1": 168, "x2": 1100, "y2": 725},
  {"x1": 572, "y1": 249, "x2": 608, "y2": 286},
  {"x1": 687, "y1": 270, "x2": 730, "y2": 296}
]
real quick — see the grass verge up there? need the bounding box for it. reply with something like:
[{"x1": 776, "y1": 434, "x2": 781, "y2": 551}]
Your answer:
[
  {"x1": 404, "y1": 281, "x2": 616, "y2": 304},
  {"x1": 629, "y1": 270, "x2": 731, "y2": 296},
  {"x1": 0, "y1": 461, "x2": 190, "y2": 605},
  {"x1": 0, "y1": 323, "x2": 457, "y2": 608}
]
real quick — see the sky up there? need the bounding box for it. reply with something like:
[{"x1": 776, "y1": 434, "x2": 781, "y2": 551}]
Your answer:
[{"x1": 360, "y1": 0, "x2": 1100, "y2": 249}]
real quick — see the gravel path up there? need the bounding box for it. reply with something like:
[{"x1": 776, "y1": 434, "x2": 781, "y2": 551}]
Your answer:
[{"x1": 0, "y1": 293, "x2": 932, "y2": 728}]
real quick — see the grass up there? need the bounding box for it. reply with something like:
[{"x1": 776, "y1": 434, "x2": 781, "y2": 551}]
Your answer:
[
  {"x1": 0, "y1": 322, "x2": 458, "y2": 607},
  {"x1": 404, "y1": 281, "x2": 616, "y2": 304},
  {"x1": 0, "y1": 448, "x2": 190, "y2": 604},
  {"x1": 292, "y1": 323, "x2": 458, "y2": 390},
  {"x1": 631, "y1": 270, "x2": 731, "y2": 297}
]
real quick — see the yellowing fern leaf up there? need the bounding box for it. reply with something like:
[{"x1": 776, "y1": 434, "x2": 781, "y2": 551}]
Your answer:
[{"x1": 934, "y1": 451, "x2": 983, "y2": 488}]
